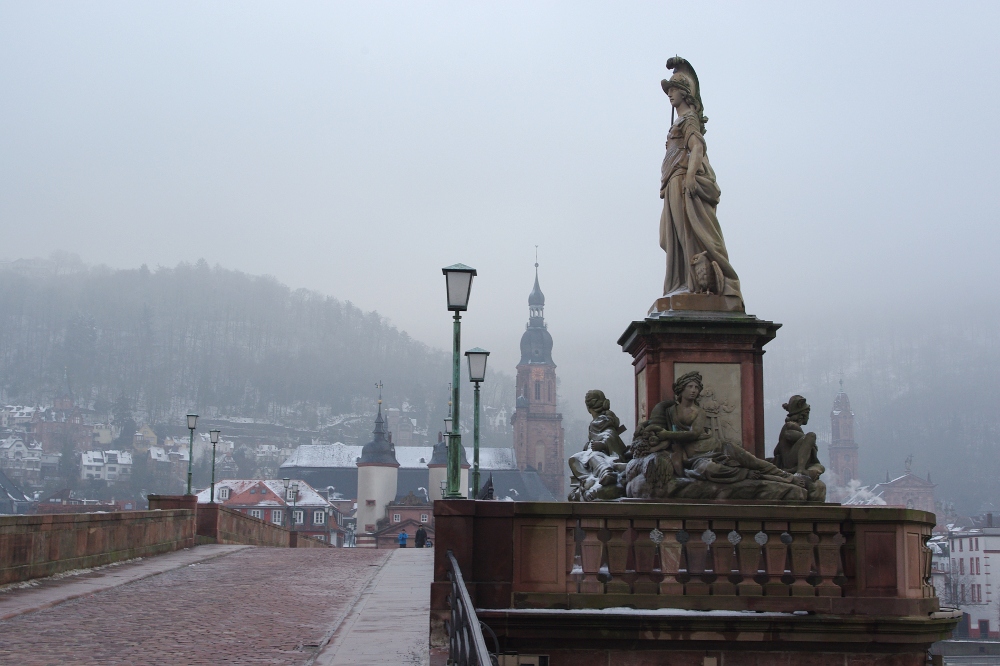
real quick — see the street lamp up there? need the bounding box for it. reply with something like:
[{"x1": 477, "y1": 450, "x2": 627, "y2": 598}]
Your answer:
[
  {"x1": 186, "y1": 413, "x2": 198, "y2": 495},
  {"x1": 209, "y1": 429, "x2": 221, "y2": 503},
  {"x1": 441, "y1": 264, "x2": 476, "y2": 499},
  {"x1": 465, "y1": 348, "x2": 490, "y2": 498}
]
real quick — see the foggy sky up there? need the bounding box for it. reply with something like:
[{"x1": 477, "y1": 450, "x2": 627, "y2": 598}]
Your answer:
[{"x1": 2, "y1": 2, "x2": 999, "y2": 439}]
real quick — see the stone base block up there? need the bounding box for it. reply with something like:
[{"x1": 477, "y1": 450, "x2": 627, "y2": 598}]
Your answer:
[
  {"x1": 480, "y1": 608, "x2": 953, "y2": 666},
  {"x1": 649, "y1": 293, "x2": 742, "y2": 314},
  {"x1": 619, "y1": 314, "x2": 780, "y2": 458}
]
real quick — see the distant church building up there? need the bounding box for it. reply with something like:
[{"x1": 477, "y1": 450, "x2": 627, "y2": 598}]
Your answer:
[
  {"x1": 510, "y1": 263, "x2": 565, "y2": 498},
  {"x1": 827, "y1": 383, "x2": 860, "y2": 501},
  {"x1": 870, "y1": 458, "x2": 937, "y2": 513}
]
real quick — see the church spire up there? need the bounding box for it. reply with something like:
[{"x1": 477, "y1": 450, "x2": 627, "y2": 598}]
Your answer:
[{"x1": 528, "y1": 251, "x2": 545, "y2": 320}]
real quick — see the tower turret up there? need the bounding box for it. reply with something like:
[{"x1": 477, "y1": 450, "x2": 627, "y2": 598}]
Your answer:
[{"x1": 355, "y1": 398, "x2": 399, "y2": 547}]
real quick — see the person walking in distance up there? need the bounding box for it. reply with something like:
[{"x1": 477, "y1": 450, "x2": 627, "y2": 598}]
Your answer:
[
  {"x1": 397, "y1": 529, "x2": 408, "y2": 548},
  {"x1": 415, "y1": 525, "x2": 427, "y2": 548}
]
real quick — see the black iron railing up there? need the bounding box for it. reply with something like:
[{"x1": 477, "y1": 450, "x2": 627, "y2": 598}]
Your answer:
[{"x1": 445, "y1": 550, "x2": 496, "y2": 666}]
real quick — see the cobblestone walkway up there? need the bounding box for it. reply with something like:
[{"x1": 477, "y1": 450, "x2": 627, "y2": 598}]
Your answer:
[{"x1": 0, "y1": 547, "x2": 392, "y2": 665}]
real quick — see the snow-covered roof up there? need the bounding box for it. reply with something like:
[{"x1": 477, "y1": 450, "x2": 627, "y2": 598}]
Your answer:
[
  {"x1": 282, "y1": 443, "x2": 362, "y2": 468},
  {"x1": 149, "y1": 446, "x2": 169, "y2": 463},
  {"x1": 282, "y1": 443, "x2": 517, "y2": 470},
  {"x1": 81, "y1": 450, "x2": 133, "y2": 465},
  {"x1": 195, "y1": 479, "x2": 331, "y2": 507}
]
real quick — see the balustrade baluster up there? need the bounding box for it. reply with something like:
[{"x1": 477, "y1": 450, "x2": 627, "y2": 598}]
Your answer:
[
  {"x1": 813, "y1": 521, "x2": 842, "y2": 596},
  {"x1": 710, "y1": 520, "x2": 738, "y2": 596},
  {"x1": 657, "y1": 519, "x2": 685, "y2": 595},
  {"x1": 788, "y1": 522, "x2": 817, "y2": 596},
  {"x1": 763, "y1": 522, "x2": 790, "y2": 596}
]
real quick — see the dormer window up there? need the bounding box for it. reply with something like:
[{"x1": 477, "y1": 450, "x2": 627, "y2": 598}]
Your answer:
[{"x1": 218, "y1": 487, "x2": 230, "y2": 500}]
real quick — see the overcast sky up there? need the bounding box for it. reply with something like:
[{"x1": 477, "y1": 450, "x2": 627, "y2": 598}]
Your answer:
[{"x1": 2, "y1": 2, "x2": 999, "y2": 426}]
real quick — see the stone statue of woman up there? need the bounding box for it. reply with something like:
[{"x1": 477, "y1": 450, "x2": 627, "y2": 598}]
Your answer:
[{"x1": 659, "y1": 57, "x2": 744, "y2": 311}]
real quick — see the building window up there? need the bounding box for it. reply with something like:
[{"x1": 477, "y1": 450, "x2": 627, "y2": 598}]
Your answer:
[
  {"x1": 272, "y1": 510, "x2": 283, "y2": 525},
  {"x1": 219, "y1": 487, "x2": 230, "y2": 500},
  {"x1": 420, "y1": 514, "x2": 428, "y2": 523},
  {"x1": 250, "y1": 509, "x2": 263, "y2": 519},
  {"x1": 960, "y1": 559, "x2": 965, "y2": 575},
  {"x1": 259, "y1": 488, "x2": 267, "y2": 495},
  {"x1": 314, "y1": 511, "x2": 326, "y2": 525},
  {"x1": 286, "y1": 490, "x2": 296, "y2": 502},
  {"x1": 393, "y1": 513, "x2": 401, "y2": 523},
  {"x1": 293, "y1": 510, "x2": 304, "y2": 525},
  {"x1": 535, "y1": 381, "x2": 540, "y2": 400},
  {"x1": 960, "y1": 540, "x2": 964, "y2": 552},
  {"x1": 976, "y1": 538, "x2": 980, "y2": 551},
  {"x1": 977, "y1": 557, "x2": 981, "y2": 575},
  {"x1": 250, "y1": 488, "x2": 256, "y2": 494}
]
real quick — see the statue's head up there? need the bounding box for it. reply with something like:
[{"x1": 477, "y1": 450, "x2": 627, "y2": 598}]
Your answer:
[
  {"x1": 661, "y1": 56, "x2": 708, "y2": 134},
  {"x1": 783, "y1": 395, "x2": 811, "y2": 424},
  {"x1": 584, "y1": 390, "x2": 610, "y2": 415},
  {"x1": 662, "y1": 74, "x2": 699, "y2": 111},
  {"x1": 673, "y1": 371, "x2": 704, "y2": 403}
]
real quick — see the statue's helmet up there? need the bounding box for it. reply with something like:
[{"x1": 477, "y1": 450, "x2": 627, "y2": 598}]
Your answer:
[{"x1": 661, "y1": 56, "x2": 707, "y2": 132}]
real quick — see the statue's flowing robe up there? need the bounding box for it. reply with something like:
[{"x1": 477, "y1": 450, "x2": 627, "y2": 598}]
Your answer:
[{"x1": 659, "y1": 113, "x2": 743, "y2": 310}]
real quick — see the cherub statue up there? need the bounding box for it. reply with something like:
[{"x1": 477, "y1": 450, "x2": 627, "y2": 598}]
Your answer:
[
  {"x1": 770, "y1": 395, "x2": 827, "y2": 502},
  {"x1": 567, "y1": 390, "x2": 629, "y2": 501}
]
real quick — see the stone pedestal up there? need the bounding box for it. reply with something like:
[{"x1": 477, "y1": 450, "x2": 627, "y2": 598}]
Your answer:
[{"x1": 618, "y1": 311, "x2": 779, "y2": 459}]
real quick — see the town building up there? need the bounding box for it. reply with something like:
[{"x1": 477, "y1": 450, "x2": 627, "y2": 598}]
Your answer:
[
  {"x1": 0, "y1": 469, "x2": 31, "y2": 514},
  {"x1": 279, "y1": 439, "x2": 549, "y2": 501},
  {"x1": 385, "y1": 407, "x2": 417, "y2": 447},
  {"x1": 936, "y1": 517, "x2": 1000, "y2": 639},
  {"x1": 826, "y1": 382, "x2": 860, "y2": 502},
  {"x1": 32, "y1": 488, "x2": 140, "y2": 514},
  {"x1": 373, "y1": 490, "x2": 434, "y2": 548},
  {"x1": 195, "y1": 478, "x2": 344, "y2": 545},
  {"x1": 80, "y1": 450, "x2": 133, "y2": 483},
  {"x1": 0, "y1": 437, "x2": 42, "y2": 487},
  {"x1": 510, "y1": 262, "x2": 565, "y2": 498},
  {"x1": 868, "y1": 457, "x2": 936, "y2": 513}
]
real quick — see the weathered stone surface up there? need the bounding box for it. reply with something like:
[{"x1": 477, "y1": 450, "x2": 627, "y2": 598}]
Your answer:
[
  {"x1": 658, "y1": 57, "x2": 743, "y2": 312},
  {"x1": 567, "y1": 390, "x2": 629, "y2": 502}
]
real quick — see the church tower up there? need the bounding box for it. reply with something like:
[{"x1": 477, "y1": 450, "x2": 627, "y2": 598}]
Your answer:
[
  {"x1": 510, "y1": 262, "x2": 565, "y2": 497},
  {"x1": 828, "y1": 381, "x2": 859, "y2": 500}
]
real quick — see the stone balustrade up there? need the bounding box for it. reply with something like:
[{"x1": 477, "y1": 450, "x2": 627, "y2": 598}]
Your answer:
[{"x1": 433, "y1": 500, "x2": 941, "y2": 626}]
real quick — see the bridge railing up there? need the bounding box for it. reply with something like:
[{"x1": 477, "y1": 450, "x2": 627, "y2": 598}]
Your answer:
[{"x1": 446, "y1": 549, "x2": 496, "y2": 666}]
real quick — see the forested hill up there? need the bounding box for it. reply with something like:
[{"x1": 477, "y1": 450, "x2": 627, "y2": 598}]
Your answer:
[{"x1": 0, "y1": 259, "x2": 453, "y2": 430}]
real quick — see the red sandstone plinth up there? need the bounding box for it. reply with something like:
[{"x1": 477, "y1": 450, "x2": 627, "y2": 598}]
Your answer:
[{"x1": 618, "y1": 312, "x2": 779, "y2": 459}]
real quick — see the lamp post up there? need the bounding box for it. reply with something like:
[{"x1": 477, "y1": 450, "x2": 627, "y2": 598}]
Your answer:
[
  {"x1": 209, "y1": 429, "x2": 221, "y2": 503},
  {"x1": 185, "y1": 413, "x2": 198, "y2": 495},
  {"x1": 441, "y1": 264, "x2": 476, "y2": 499},
  {"x1": 465, "y1": 348, "x2": 490, "y2": 498}
]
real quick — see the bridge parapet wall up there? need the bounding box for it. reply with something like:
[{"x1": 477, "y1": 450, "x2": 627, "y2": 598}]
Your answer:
[
  {"x1": 432, "y1": 500, "x2": 956, "y2": 663},
  {"x1": 0, "y1": 510, "x2": 195, "y2": 585}
]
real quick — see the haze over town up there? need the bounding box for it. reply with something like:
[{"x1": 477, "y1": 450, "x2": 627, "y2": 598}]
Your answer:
[{"x1": 2, "y1": 2, "x2": 999, "y2": 513}]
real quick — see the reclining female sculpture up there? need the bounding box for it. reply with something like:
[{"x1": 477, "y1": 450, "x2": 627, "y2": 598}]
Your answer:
[{"x1": 623, "y1": 372, "x2": 809, "y2": 501}]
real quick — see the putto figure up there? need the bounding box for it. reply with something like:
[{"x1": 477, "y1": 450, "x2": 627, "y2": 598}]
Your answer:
[
  {"x1": 567, "y1": 390, "x2": 629, "y2": 501},
  {"x1": 770, "y1": 395, "x2": 827, "y2": 502},
  {"x1": 659, "y1": 57, "x2": 743, "y2": 311}
]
